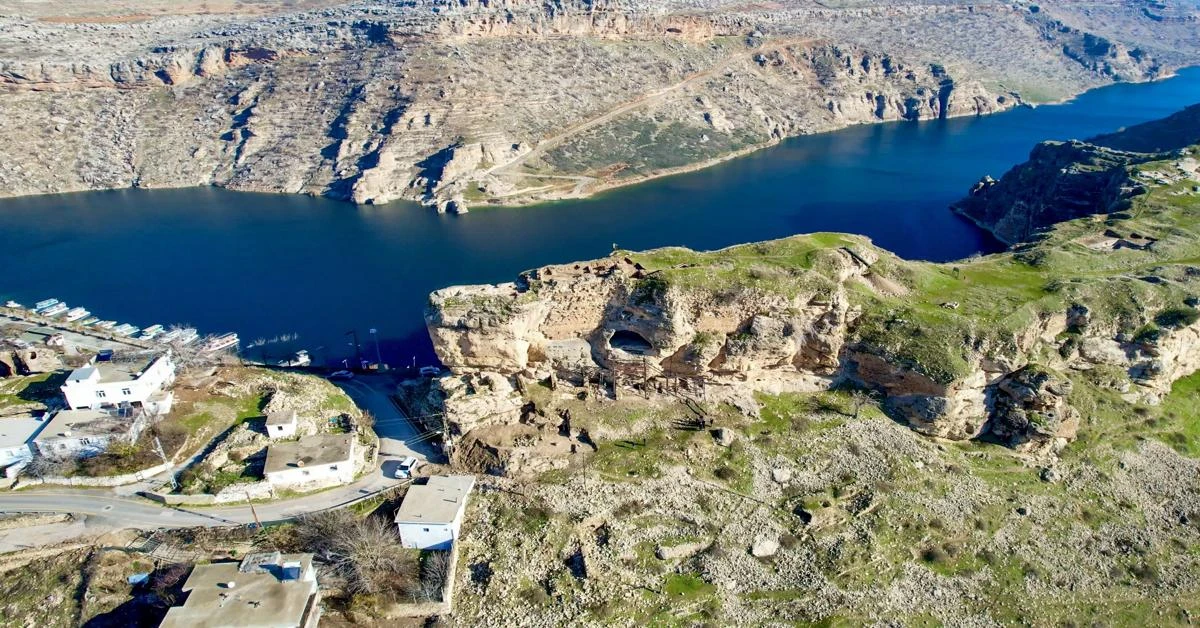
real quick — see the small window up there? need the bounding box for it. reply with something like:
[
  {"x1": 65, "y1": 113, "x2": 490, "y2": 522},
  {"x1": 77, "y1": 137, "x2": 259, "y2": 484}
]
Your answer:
[
  {"x1": 121, "y1": 388, "x2": 131, "y2": 396},
  {"x1": 423, "y1": 528, "x2": 430, "y2": 532},
  {"x1": 96, "y1": 391, "x2": 107, "y2": 399},
  {"x1": 330, "y1": 465, "x2": 338, "y2": 471}
]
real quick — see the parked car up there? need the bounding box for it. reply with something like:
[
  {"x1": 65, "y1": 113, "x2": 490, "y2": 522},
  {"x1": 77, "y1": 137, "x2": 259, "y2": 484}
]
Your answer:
[
  {"x1": 328, "y1": 370, "x2": 355, "y2": 381},
  {"x1": 418, "y1": 366, "x2": 442, "y2": 377},
  {"x1": 395, "y1": 456, "x2": 421, "y2": 479}
]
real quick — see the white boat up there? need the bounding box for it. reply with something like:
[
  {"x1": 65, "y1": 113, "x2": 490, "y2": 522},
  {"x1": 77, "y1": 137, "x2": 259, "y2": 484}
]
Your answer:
[
  {"x1": 32, "y1": 298, "x2": 58, "y2": 312},
  {"x1": 112, "y1": 324, "x2": 140, "y2": 337},
  {"x1": 139, "y1": 324, "x2": 165, "y2": 339},
  {"x1": 63, "y1": 307, "x2": 90, "y2": 322},
  {"x1": 157, "y1": 329, "x2": 182, "y2": 344},
  {"x1": 174, "y1": 328, "x2": 199, "y2": 346},
  {"x1": 4, "y1": 300, "x2": 22, "y2": 309},
  {"x1": 40, "y1": 303, "x2": 68, "y2": 317},
  {"x1": 95, "y1": 320, "x2": 117, "y2": 329},
  {"x1": 201, "y1": 333, "x2": 239, "y2": 353},
  {"x1": 277, "y1": 350, "x2": 312, "y2": 368},
  {"x1": 79, "y1": 317, "x2": 100, "y2": 326}
]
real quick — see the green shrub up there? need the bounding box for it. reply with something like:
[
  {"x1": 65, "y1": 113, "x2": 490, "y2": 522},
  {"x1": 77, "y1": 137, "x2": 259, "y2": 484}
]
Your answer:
[{"x1": 1154, "y1": 307, "x2": 1200, "y2": 329}]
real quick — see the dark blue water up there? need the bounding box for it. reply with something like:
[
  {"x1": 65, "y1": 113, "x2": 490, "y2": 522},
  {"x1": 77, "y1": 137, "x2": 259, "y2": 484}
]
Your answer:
[{"x1": 2, "y1": 68, "x2": 1198, "y2": 366}]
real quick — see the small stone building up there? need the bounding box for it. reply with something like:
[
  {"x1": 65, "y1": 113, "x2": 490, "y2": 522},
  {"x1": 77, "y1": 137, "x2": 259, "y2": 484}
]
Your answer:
[
  {"x1": 265, "y1": 410, "x2": 298, "y2": 439},
  {"x1": 264, "y1": 433, "x2": 356, "y2": 490}
]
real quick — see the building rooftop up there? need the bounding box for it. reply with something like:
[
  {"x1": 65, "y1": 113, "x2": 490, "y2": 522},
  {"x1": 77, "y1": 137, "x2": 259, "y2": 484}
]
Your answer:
[
  {"x1": 394, "y1": 475, "x2": 476, "y2": 525},
  {"x1": 160, "y1": 552, "x2": 317, "y2": 628},
  {"x1": 34, "y1": 408, "x2": 132, "y2": 441},
  {"x1": 65, "y1": 353, "x2": 164, "y2": 385},
  {"x1": 265, "y1": 410, "x2": 297, "y2": 426},
  {"x1": 0, "y1": 412, "x2": 51, "y2": 449},
  {"x1": 264, "y1": 433, "x2": 353, "y2": 475}
]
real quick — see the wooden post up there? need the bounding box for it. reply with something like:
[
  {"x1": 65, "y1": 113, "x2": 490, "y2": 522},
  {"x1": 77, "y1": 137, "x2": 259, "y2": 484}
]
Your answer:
[
  {"x1": 247, "y1": 491, "x2": 262, "y2": 530},
  {"x1": 642, "y1": 357, "x2": 649, "y2": 398}
]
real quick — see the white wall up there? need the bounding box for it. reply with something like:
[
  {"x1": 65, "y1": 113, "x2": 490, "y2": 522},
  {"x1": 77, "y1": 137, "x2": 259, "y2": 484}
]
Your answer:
[
  {"x1": 62, "y1": 355, "x2": 175, "y2": 410},
  {"x1": 268, "y1": 422, "x2": 298, "y2": 439},
  {"x1": 397, "y1": 523, "x2": 456, "y2": 550},
  {"x1": 265, "y1": 459, "x2": 353, "y2": 489}
]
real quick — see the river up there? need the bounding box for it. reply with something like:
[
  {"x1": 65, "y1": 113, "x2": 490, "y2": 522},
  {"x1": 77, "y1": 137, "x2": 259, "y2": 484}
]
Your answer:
[{"x1": 2, "y1": 68, "x2": 1198, "y2": 367}]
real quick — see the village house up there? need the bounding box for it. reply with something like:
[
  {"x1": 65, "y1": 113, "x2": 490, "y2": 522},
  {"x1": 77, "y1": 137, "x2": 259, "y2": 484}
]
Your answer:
[
  {"x1": 264, "y1": 433, "x2": 356, "y2": 490},
  {"x1": 0, "y1": 411, "x2": 51, "y2": 471},
  {"x1": 265, "y1": 410, "x2": 299, "y2": 439},
  {"x1": 160, "y1": 551, "x2": 320, "y2": 628},
  {"x1": 32, "y1": 407, "x2": 148, "y2": 460},
  {"x1": 60, "y1": 351, "x2": 175, "y2": 415},
  {"x1": 394, "y1": 475, "x2": 476, "y2": 550}
]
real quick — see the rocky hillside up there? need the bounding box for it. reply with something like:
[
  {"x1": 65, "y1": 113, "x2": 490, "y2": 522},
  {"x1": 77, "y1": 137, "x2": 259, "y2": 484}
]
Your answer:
[
  {"x1": 954, "y1": 103, "x2": 1200, "y2": 244},
  {"x1": 426, "y1": 105, "x2": 1200, "y2": 462},
  {"x1": 0, "y1": 0, "x2": 1195, "y2": 210},
  {"x1": 427, "y1": 106, "x2": 1200, "y2": 626}
]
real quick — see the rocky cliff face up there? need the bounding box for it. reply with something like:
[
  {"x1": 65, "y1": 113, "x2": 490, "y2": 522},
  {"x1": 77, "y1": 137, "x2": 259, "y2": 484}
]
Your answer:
[
  {"x1": 0, "y1": 0, "x2": 1193, "y2": 209},
  {"x1": 426, "y1": 111, "x2": 1200, "y2": 457}
]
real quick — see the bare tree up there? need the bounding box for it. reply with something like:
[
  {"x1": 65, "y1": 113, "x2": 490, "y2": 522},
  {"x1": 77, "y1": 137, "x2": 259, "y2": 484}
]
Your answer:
[
  {"x1": 850, "y1": 390, "x2": 876, "y2": 419},
  {"x1": 418, "y1": 551, "x2": 452, "y2": 602},
  {"x1": 293, "y1": 510, "x2": 418, "y2": 599}
]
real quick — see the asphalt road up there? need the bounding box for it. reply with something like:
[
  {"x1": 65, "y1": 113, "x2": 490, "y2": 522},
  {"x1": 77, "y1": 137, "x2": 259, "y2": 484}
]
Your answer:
[{"x1": 0, "y1": 374, "x2": 438, "y2": 532}]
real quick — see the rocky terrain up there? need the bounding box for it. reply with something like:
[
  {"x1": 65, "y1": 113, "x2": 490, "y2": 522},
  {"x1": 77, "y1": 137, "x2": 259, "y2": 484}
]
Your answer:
[
  {"x1": 0, "y1": 0, "x2": 1197, "y2": 210},
  {"x1": 416, "y1": 106, "x2": 1200, "y2": 624}
]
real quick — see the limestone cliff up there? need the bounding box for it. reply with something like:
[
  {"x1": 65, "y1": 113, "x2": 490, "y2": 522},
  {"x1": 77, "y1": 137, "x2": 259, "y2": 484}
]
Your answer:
[
  {"x1": 426, "y1": 107, "x2": 1200, "y2": 457},
  {"x1": 0, "y1": 0, "x2": 1193, "y2": 209}
]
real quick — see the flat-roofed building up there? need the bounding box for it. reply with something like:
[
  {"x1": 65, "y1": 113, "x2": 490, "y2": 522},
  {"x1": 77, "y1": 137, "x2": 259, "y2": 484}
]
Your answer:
[
  {"x1": 0, "y1": 411, "x2": 51, "y2": 469},
  {"x1": 32, "y1": 408, "x2": 148, "y2": 460},
  {"x1": 61, "y1": 352, "x2": 175, "y2": 415},
  {"x1": 160, "y1": 552, "x2": 320, "y2": 628},
  {"x1": 264, "y1": 433, "x2": 356, "y2": 490},
  {"x1": 394, "y1": 475, "x2": 476, "y2": 550}
]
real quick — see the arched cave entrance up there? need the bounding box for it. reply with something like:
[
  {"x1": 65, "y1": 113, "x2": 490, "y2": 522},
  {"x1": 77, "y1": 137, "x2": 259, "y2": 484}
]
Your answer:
[{"x1": 608, "y1": 330, "x2": 653, "y2": 355}]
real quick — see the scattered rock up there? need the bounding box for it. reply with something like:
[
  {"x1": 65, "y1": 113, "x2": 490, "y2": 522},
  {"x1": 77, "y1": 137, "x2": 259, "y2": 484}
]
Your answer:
[
  {"x1": 771, "y1": 467, "x2": 792, "y2": 484},
  {"x1": 713, "y1": 428, "x2": 736, "y2": 447},
  {"x1": 750, "y1": 537, "x2": 779, "y2": 558}
]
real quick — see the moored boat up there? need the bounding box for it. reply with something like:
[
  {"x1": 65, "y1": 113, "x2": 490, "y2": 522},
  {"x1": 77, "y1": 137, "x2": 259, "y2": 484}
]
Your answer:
[
  {"x1": 139, "y1": 324, "x2": 165, "y2": 339},
  {"x1": 4, "y1": 300, "x2": 22, "y2": 309},
  {"x1": 63, "y1": 307, "x2": 90, "y2": 322},
  {"x1": 40, "y1": 303, "x2": 68, "y2": 317},
  {"x1": 157, "y1": 328, "x2": 182, "y2": 344},
  {"x1": 174, "y1": 329, "x2": 199, "y2": 346},
  {"x1": 79, "y1": 317, "x2": 100, "y2": 326},
  {"x1": 95, "y1": 320, "x2": 117, "y2": 329},
  {"x1": 32, "y1": 298, "x2": 58, "y2": 312},
  {"x1": 112, "y1": 324, "x2": 140, "y2": 337},
  {"x1": 201, "y1": 332, "x2": 239, "y2": 353}
]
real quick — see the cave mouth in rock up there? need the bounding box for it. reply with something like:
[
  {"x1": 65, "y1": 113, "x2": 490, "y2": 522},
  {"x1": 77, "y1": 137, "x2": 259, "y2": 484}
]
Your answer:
[{"x1": 609, "y1": 330, "x2": 653, "y2": 355}]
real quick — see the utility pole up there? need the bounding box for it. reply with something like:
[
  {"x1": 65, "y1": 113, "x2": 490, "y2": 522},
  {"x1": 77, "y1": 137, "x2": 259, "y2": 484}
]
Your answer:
[
  {"x1": 642, "y1": 357, "x2": 649, "y2": 398},
  {"x1": 247, "y1": 491, "x2": 262, "y2": 529}
]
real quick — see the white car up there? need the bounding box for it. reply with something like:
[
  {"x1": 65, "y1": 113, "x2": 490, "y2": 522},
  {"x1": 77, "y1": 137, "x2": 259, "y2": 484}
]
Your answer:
[
  {"x1": 328, "y1": 370, "x2": 355, "y2": 381},
  {"x1": 395, "y1": 456, "x2": 421, "y2": 479},
  {"x1": 419, "y1": 366, "x2": 442, "y2": 377}
]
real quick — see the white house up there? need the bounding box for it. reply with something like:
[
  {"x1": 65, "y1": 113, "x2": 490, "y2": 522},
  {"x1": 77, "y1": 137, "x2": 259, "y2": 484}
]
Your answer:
[
  {"x1": 264, "y1": 434, "x2": 356, "y2": 490},
  {"x1": 0, "y1": 411, "x2": 51, "y2": 470},
  {"x1": 60, "y1": 352, "x2": 175, "y2": 415},
  {"x1": 32, "y1": 408, "x2": 148, "y2": 460},
  {"x1": 394, "y1": 475, "x2": 476, "y2": 550},
  {"x1": 265, "y1": 410, "x2": 298, "y2": 439},
  {"x1": 161, "y1": 551, "x2": 320, "y2": 628}
]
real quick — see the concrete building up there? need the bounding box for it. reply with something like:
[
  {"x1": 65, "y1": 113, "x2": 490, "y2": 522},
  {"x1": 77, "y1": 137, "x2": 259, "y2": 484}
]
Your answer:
[
  {"x1": 61, "y1": 352, "x2": 175, "y2": 415},
  {"x1": 265, "y1": 410, "x2": 299, "y2": 439},
  {"x1": 161, "y1": 551, "x2": 320, "y2": 628},
  {"x1": 32, "y1": 408, "x2": 147, "y2": 460},
  {"x1": 394, "y1": 475, "x2": 476, "y2": 550},
  {"x1": 264, "y1": 433, "x2": 356, "y2": 490},
  {"x1": 0, "y1": 411, "x2": 51, "y2": 469}
]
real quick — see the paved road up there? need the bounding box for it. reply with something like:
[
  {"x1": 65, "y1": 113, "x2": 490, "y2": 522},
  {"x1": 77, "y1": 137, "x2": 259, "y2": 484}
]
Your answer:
[{"x1": 0, "y1": 374, "x2": 440, "y2": 532}]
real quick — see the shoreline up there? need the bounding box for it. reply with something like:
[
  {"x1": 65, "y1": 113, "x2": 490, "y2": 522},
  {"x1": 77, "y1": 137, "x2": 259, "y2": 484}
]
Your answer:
[{"x1": 0, "y1": 67, "x2": 1191, "y2": 210}]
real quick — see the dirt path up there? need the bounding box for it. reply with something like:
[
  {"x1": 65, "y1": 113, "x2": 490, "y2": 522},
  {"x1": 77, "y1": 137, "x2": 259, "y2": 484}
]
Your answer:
[{"x1": 487, "y1": 38, "x2": 814, "y2": 179}]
